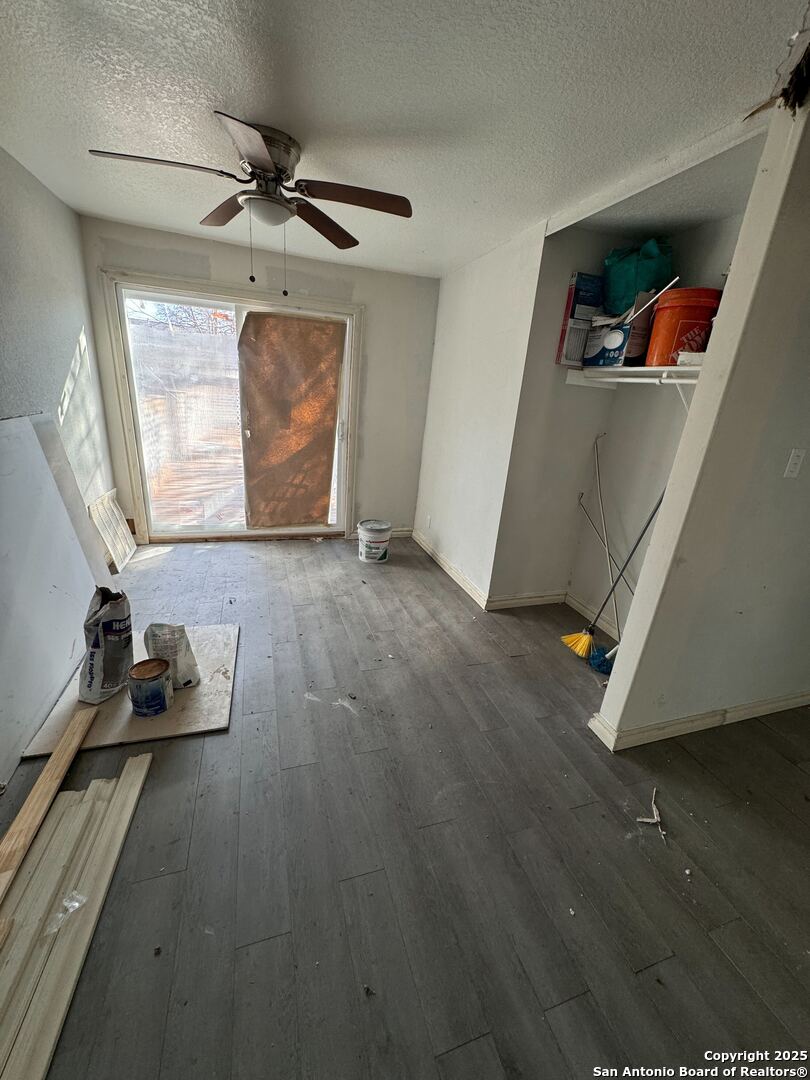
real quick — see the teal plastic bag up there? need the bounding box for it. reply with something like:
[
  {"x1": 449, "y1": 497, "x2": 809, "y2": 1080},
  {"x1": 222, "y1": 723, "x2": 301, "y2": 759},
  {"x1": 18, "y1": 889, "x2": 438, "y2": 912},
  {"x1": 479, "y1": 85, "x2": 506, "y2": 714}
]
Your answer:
[{"x1": 603, "y1": 238, "x2": 673, "y2": 315}]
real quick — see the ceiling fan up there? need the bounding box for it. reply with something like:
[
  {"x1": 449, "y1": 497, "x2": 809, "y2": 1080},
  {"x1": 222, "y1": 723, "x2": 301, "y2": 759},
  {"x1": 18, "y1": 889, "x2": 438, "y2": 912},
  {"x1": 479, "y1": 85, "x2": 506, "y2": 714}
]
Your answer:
[{"x1": 89, "y1": 111, "x2": 412, "y2": 250}]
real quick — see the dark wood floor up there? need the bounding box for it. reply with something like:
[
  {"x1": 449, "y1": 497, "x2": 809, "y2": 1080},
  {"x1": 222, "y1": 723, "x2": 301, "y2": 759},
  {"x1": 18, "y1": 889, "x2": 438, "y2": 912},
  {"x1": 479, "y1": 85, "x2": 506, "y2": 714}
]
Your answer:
[{"x1": 4, "y1": 538, "x2": 809, "y2": 1078}]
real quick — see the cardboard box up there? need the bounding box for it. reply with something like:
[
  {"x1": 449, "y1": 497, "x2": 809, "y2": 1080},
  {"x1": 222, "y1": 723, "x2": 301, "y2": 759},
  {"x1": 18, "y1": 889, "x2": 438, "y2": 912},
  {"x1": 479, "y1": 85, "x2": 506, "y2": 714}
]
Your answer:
[
  {"x1": 583, "y1": 290, "x2": 654, "y2": 367},
  {"x1": 555, "y1": 272, "x2": 603, "y2": 368}
]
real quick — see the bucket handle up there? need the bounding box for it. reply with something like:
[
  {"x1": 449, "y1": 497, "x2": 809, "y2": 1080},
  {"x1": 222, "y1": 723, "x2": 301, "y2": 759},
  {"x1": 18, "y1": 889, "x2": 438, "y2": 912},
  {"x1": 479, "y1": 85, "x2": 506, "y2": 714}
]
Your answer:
[{"x1": 627, "y1": 276, "x2": 680, "y2": 325}]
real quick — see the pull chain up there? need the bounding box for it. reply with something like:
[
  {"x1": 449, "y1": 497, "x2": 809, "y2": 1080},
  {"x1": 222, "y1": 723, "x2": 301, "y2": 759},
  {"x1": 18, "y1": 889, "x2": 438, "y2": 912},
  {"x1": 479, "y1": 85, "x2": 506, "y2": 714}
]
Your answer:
[
  {"x1": 282, "y1": 221, "x2": 289, "y2": 296},
  {"x1": 248, "y1": 201, "x2": 255, "y2": 283}
]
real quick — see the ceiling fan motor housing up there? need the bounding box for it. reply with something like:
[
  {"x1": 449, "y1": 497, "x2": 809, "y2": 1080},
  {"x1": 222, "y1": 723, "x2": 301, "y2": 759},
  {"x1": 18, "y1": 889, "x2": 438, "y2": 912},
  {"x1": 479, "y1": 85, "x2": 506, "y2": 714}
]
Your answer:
[{"x1": 248, "y1": 124, "x2": 301, "y2": 182}]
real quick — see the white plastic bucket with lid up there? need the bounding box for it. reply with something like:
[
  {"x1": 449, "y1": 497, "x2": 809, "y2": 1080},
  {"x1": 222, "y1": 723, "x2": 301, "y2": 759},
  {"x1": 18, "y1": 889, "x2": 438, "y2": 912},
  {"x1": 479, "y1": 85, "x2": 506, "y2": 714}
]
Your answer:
[{"x1": 358, "y1": 519, "x2": 392, "y2": 562}]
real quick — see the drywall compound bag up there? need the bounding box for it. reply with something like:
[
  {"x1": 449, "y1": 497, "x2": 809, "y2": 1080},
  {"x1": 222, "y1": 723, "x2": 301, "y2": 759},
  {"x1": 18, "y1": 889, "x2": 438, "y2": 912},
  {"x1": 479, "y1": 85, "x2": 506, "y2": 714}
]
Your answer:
[
  {"x1": 78, "y1": 588, "x2": 133, "y2": 704},
  {"x1": 144, "y1": 623, "x2": 200, "y2": 689}
]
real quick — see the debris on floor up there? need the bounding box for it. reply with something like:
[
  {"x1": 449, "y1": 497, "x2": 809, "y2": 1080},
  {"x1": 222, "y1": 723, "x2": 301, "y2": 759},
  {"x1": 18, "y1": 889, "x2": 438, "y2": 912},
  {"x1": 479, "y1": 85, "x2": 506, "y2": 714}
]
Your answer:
[{"x1": 636, "y1": 786, "x2": 667, "y2": 843}]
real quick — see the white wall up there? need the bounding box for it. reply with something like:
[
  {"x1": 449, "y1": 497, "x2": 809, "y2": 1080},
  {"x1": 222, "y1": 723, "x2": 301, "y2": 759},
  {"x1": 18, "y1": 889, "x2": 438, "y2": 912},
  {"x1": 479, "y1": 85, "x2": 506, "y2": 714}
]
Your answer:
[
  {"x1": 0, "y1": 148, "x2": 112, "y2": 501},
  {"x1": 413, "y1": 224, "x2": 546, "y2": 602},
  {"x1": 566, "y1": 214, "x2": 745, "y2": 635},
  {"x1": 488, "y1": 227, "x2": 623, "y2": 605},
  {"x1": 595, "y1": 105, "x2": 810, "y2": 748},
  {"x1": 80, "y1": 218, "x2": 439, "y2": 532}
]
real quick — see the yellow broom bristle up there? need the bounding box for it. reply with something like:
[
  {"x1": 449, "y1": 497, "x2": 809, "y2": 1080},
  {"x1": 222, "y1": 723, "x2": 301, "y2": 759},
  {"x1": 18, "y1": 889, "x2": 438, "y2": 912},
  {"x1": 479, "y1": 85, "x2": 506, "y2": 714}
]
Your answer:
[{"x1": 560, "y1": 630, "x2": 595, "y2": 658}]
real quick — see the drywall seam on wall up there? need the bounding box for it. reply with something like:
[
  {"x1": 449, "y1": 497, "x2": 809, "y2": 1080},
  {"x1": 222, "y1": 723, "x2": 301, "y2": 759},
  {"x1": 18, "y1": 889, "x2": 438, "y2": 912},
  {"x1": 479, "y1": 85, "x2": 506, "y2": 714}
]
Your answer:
[{"x1": 80, "y1": 217, "x2": 439, "y2": 534}]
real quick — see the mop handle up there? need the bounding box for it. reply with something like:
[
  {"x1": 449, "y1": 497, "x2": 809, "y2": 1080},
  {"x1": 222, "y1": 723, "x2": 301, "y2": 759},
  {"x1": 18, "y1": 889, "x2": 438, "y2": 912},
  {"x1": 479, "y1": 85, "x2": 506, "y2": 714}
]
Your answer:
[{"x1": 589, "y1": 490, "x2": 666, "y2": 630}]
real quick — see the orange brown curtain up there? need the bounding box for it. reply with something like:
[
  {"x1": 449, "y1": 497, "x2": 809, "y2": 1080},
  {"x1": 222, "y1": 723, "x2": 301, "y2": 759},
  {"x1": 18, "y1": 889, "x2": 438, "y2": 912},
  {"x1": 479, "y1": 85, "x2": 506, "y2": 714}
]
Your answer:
[{"x1": 238, "y1": 312, "x2": 345, "y2": 528}]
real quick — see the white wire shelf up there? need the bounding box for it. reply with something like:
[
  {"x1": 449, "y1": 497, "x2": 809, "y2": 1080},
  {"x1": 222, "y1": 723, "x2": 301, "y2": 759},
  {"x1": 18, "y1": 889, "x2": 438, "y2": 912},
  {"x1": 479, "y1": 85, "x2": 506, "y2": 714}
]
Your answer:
[{"x1": 566, "y1": 362, "x2": 703, "y2": 388}]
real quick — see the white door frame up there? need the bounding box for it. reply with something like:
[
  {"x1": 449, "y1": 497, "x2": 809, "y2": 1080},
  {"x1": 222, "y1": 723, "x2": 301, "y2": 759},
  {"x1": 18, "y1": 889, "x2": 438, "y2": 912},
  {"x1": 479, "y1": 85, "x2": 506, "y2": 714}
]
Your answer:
[{"x1": 100, "y1": 268, "x2": 364, "y2": 543}]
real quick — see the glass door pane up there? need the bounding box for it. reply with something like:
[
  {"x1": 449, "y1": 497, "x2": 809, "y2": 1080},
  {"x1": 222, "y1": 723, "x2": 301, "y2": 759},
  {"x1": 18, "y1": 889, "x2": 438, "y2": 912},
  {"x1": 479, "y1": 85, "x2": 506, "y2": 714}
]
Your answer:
[{"x1": 122, "y1": 293, "x2": 246, "y2": 534}]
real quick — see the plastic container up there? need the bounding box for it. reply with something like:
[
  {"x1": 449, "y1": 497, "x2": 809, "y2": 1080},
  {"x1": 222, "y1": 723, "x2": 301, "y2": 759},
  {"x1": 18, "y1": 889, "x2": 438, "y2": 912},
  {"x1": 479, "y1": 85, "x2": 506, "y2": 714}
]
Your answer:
[
  {"x1": 645, "y1": 288, "x2": 722, "y2": 367},
  {"x1": 358, "y1": 519, "x2": 392, "y2": 562}
]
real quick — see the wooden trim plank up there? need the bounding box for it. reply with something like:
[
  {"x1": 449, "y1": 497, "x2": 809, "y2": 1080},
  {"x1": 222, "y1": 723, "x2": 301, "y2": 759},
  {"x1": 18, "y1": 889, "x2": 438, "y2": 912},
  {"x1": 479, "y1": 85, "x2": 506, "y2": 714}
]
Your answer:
[
  {"x1": 0, "y1": 792, "x2": 83, "y2": 923},
  {"x1": 0, "y1": 802, "x2": 94, "y2": 1070},
  {"x1": 0, "y1": 707, "x2": 97, "y2": 908},
  {"x1": 0, "y1": 781, "x2": 116, "y2": 1073},
  {"x1": 2, "y1": 755, "x2": 151, "y2": 1080}
]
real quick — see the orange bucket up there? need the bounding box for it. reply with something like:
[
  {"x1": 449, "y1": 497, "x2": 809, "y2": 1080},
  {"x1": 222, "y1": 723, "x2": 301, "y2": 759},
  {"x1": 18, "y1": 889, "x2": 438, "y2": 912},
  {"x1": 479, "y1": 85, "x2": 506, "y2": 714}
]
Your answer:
[{"x1": 645, "y1": 288, "x2": 722, "y2": 367}]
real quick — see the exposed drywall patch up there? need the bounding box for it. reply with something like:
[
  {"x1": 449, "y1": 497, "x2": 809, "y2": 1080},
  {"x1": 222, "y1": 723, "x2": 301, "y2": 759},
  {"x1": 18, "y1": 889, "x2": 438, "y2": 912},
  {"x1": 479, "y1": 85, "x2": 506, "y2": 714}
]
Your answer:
[
  {"x1": 259, "y1": 263, "x2": 356, "y2": 303},
  {"x1": 0, "y1": 417, "x2": 97, "y2": 782},
  {"x1": 99, "y1": 237, "x2": 211, "y2": 281}
]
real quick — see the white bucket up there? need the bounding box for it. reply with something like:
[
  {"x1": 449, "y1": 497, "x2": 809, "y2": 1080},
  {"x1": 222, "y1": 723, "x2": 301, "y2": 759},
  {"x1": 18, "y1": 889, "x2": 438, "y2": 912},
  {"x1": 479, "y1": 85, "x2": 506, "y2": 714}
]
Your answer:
[{"x1": 358, "y1": 518, "x2": 392, "y2": 562}]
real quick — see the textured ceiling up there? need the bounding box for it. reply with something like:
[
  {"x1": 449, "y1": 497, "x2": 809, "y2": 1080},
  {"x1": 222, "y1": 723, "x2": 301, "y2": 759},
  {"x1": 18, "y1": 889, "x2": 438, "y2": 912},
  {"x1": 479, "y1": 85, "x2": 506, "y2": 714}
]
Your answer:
[
  {"x1": 0, "y1": 0, "x2": 801, "y2": 276},
  {"x1": 581, "y1": 135, "x2": 768, "y2": 236}
]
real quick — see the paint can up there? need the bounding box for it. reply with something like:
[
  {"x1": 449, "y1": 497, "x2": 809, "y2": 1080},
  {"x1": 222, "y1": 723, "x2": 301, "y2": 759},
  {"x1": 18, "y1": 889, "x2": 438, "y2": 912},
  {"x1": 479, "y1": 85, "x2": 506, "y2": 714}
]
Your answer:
[
  {"x1": 358, "y1": 519, "x2": 392, "y2": 562},
  {"x1": 127, "y1": 657, "x2": 174, "y2": 717}
]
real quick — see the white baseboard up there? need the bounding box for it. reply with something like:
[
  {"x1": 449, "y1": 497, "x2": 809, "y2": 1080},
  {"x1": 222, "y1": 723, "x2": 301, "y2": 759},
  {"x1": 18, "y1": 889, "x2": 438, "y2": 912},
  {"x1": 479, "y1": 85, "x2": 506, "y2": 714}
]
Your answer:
[
  {"x1": 411, "y1": 530, "x2": 489, "y2": 609},
  {"x1": 411, "y1": 531, "x2": 575, "y2": 612},
  {"x1": 564, "y1": 590, "x2": 620, "y2": 641},
  {"x1": 485, "y1": 591, "x2": 567, "y2": 611},
  {"x1": 589, "y1": 688, "x2": 810, "y2": 751}
]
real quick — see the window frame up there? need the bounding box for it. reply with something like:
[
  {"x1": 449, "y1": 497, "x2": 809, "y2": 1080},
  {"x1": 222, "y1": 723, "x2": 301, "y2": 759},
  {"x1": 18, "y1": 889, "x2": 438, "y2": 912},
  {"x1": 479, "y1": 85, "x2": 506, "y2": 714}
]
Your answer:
[{"x1": 102, "y1": 269, "x2": 363, "y2": 543}]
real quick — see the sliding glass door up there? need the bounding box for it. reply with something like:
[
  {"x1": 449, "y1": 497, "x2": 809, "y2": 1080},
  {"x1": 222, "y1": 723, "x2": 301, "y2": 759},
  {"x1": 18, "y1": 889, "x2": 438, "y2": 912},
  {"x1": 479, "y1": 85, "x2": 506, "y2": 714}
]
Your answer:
[{"x1": 119, "y1": 288, "x2": 349, "y2": 538}]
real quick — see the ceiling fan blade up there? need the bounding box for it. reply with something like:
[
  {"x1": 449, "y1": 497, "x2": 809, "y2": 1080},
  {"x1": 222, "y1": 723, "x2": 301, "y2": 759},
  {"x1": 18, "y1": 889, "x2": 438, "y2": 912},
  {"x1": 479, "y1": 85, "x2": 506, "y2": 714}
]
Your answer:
[
  {"x1": 214, "y1": 111, "x2": 276, "y2": 174},
  {"x1": 89, "y1": 149, "x2": 247, "y2": 182},
  {"x1": 291, "y1": 199, "x2": 358, "y2": 249},
  {"x1": 200, "y1": 193, "x2": 244, "y2": 226},
  {"x1": 294, "y1": 179, "x2": 412, "y2": 218}
]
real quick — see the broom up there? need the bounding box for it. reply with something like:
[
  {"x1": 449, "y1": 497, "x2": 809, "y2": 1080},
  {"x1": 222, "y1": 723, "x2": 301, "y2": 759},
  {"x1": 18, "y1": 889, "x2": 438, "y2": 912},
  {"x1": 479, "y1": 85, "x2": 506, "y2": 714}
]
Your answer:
[{"x1": 561, "y1": 490, "x2": 665, "y2": 658}]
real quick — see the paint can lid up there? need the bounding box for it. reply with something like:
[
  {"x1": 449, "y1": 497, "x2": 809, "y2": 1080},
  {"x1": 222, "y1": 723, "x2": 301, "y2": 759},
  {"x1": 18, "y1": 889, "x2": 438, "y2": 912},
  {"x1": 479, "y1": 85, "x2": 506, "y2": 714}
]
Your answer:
[
  {"x1": 129, "y1": 658, "x2": 170, "y2": 680},
  {"x1": 358, "y1": 519, "x2": 392, "y2": 532}
]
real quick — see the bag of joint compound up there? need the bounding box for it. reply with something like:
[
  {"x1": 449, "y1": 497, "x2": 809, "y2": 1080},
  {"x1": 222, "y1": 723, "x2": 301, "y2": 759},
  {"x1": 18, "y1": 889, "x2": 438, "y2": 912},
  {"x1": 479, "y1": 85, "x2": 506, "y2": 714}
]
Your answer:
[
  {"x1": 144, "y1": 623, "x2": 200, "y2": 689},
  {"x1": 78, "y1": 588, "x2": 133, "y2": 704}
]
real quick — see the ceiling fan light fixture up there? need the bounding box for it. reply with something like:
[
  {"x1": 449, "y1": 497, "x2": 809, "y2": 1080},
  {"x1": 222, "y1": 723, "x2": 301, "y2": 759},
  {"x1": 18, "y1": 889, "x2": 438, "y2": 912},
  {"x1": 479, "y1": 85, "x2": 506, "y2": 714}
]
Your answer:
[{"x1": 237, "y1": 191, "x2": 294, "y2": 227}]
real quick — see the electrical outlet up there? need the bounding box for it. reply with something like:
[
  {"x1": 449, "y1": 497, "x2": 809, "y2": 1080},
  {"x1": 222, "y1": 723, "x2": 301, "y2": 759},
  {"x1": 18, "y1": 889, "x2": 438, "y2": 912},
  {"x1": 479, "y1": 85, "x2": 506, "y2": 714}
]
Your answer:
[{"x1": 784, "y1": 448, "x2": 806, "y2": 479}]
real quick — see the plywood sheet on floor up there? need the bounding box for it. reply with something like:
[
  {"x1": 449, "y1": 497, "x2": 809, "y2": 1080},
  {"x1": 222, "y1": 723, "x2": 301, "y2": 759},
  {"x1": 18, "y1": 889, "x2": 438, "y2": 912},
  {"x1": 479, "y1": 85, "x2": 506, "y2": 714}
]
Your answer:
[{"x1": 23, "y1": 626, "x2": 238, "y2": 757}]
